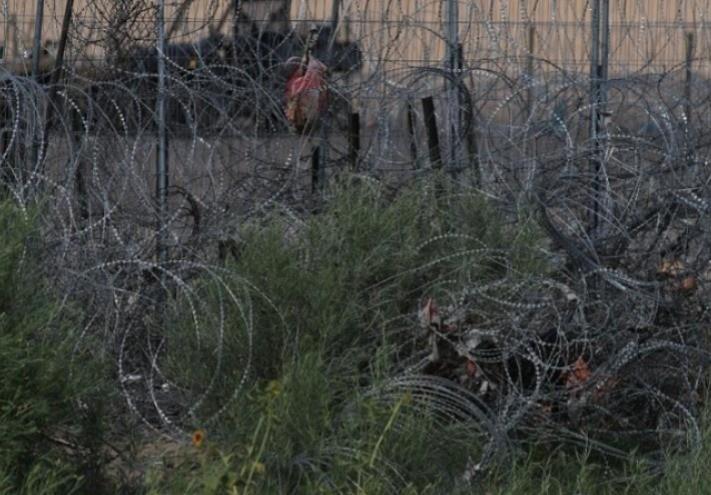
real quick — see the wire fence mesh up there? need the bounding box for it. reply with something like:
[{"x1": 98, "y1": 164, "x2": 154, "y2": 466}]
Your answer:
[{"x1": 3, "y1": 0, "x2": 711, "y2": 482}]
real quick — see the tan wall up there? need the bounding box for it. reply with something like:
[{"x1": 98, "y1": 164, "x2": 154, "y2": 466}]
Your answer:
[
  {"x1": 297, "y1": 0, "x2": 711, "y2": 74},
  {"x1": 0, "y1": 0, "x2": 284, "y2": 58},
  {"x1": 1, "y1": 0, "x2": 710, "y2": 73}
]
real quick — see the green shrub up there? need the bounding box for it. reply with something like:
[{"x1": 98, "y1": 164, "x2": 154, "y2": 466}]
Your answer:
[
  {"x1": 143, "y1": 177, "x2": 711, "y2": 493},
  {"x1": 151, "y1": 177, "x2": 549, "y2": 493},
  {"x1": 164, "y1": 176, "x2": 547, "y2": 393},
  {"x1": 0, "y1": 201, "x2": 109, "y2": 494}
]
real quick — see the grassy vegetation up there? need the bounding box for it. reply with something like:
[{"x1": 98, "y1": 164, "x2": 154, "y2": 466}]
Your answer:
[
  {"x1": 3, "y1": 179, "x2": 711, "y2": 493},
  {"x1": 0, "y1": 201, "x2": 112, "y2": 494},
  {"x1": 153, "y1": 177, "x2": 536, "y2": 492}
]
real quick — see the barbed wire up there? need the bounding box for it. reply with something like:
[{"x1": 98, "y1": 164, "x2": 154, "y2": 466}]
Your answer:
[{"x1": 2, "y1": 0, "x2": 711, "y2": 488}]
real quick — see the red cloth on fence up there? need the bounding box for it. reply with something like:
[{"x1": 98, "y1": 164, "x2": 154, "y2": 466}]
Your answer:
[{"x1": 285, "y1": 57, "x2": 329, "y2": 133}]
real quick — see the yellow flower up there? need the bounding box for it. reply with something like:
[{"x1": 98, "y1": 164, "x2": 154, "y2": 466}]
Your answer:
[
  {"x1": 192, "y1": 429, "x2": 206, "y2": 448},
  {"x1": 252, "y1": 461, "x2": 266, "y2": 475},
  {"x1": 266, "y1": 380, "x2": 281, "y2": 399}
]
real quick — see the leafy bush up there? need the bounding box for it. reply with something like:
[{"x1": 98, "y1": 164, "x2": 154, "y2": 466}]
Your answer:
[
  {"x1": 47, "y1": 175, "x2": 711, "y2": 494},
  {"x1": 164, "y1": 176, "x2": 546, "y2": 392},
  {"x1": 0, "y1": 200, "x2": 109, "y2": 494},
  {"x1": 149, "y1": 177, "x2": 548, "y2": 492}
]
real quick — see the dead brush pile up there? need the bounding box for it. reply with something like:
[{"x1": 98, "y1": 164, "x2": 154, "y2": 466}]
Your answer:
[{"x1": 383, "y1": 194, "x2": 711, "y2": 476}]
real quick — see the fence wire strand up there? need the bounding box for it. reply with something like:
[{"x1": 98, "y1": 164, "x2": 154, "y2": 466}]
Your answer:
[{"x1": 3, "y1": 0, "x2": 711, "y2": 484}]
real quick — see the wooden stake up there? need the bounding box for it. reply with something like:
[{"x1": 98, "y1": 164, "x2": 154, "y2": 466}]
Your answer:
[
  {"x1": 311, "y1": 145, "x2": 321, "y2": 193},
  {"x1": 348, "y1": 111, "x2": 360, "y2": 172},
  {"x1": 422, "y1": 96, "x2": 442, "y2": 170},
  {"x1": 406, "y1": 101, "x2": 418, "y2": 167}
]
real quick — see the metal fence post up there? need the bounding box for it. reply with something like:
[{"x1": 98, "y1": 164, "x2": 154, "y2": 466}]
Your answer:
[
  {"x1": 330, "y1": 0, "x2": 341, "y2": 39},
  {"x1": 232, "y1": 0, "x2": 242, "y2": 61},
  {"x1": 684, "y1": 32, "x2": 695, "y2": 171},
  {"x1": 526, "y1": 25, "x2": 536, "y2": 117},
  {"x1": 445, "y1": 0, "x2": 460, "y2": 174},
  {"x1": 30, "y1": 0, "x2": 45, "y2": 81},
  {"x1": 40, "y1": 0, "x2": 75, "y2": 179},
  {"x1": 156, "y1": 0, "x2": 169, "y2": 269},
  {"x1": 589, "y1": 0, "x2": 600, "y2": 231},
  {"x1": 589, "y1": 0, "x2": 610, "y2": 240},
  {"x1": 28, "y1": 0, "x2": 45, "y2": 186},
  {"x1": 2, "y1": 0, "x2": 9, "y2": 62},
  {"x1": 1, "y1": 1, "x2": 10, "y2": 187}
]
